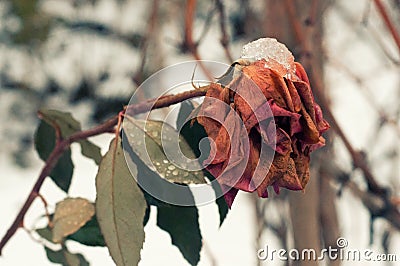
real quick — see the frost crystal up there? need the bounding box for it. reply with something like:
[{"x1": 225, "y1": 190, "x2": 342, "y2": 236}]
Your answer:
[{"x1": 241, "y1": 38, "x2": 296, "y2": 78}]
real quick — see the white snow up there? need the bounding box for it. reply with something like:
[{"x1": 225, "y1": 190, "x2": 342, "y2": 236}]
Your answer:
[{"x1": 241, "y1": 38, "x2": 296, "y2": 78}]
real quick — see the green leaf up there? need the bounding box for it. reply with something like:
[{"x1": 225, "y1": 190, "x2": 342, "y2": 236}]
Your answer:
[
  {"x1": 52, "y1": 198, "x2": 95, "y2": 243},
  {"x1": 216, "y1": 62, "x2": 236, "y2": 86},
  {"x1": 122, "y1": 144, "x2": 190, "y2": 207},
  {"x1": 143, "y1": 203, "x2": 150, "y2": 227},
  {"x1": 157, "y1": 200, "x2": 202, "y2": 266},
  {"x1": 37, "y1": 216, "x2": 105, "y2": 247},
  {"x1": 36, "y1": 227, "x2": 54, "y2": 243},
  {"x1": 38, "y1": 109, "x2": 102, "y2": 165},
  {"x1": 176, "y1": 102, "x2": 229, "y2": 226},
  {"x1": 11, "y1": 0, "x2": 51, "y2": 45},
  {"x1": 67, "y1": 216, "x2": 106, "y2": 246},
  {"x1": 34, "y1": 120, "x2": 74, "y2": 192},
  {"x1": 176, "y1": 101, "x2": 208, "y2": 159},
  {"x1": 123, "y1": 140, "x2": 202, "y2": 264},
  {"x1": 95, "y1": 138, "x2": 146, "y2": 266},
  {"x1": 78, "y1": 140, "x2": 102, "y2": 165},
  {"x1": 206, "y1": 172, "x2": 229, "y2": 226},
  {"x1": 123, "y1": 116, "x2": 206, "y2": 185},
  {"x1": 45, "y1": 247, "x2": 89, "y2": 266},
  {"x1": 38, "y1": 109, "x2": 80, "y2": 137}
]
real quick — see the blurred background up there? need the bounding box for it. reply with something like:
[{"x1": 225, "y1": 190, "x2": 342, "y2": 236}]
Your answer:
[{"x1": 0, "y1": 0, "x2": 399, "y2": 265}]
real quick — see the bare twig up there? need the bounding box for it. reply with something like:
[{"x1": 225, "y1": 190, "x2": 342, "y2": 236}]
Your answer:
[
  {"x1": 195, "y1": 3, "x2": 217, "y2": 46},
  {"x1": 284, "y1": 0, "x2": 387, "y2": 196},
  {"x1": 331, "y1": 167, "x2": 400, "y2": 230},
  {"x1": 310, "y1": 60, "x2": 400, "y2": 232},
  {"x1": 133, "y1": 0, "x2": 160, "y2": 86},
  {"x1": 184, "y1": 0, "x2": 197, "y2": 54},
  {"x1": 282, "y1": 0, "x2": 400, "y2": 234},
  {"x1": 251, "y1": 195, "x2": 264, "y2": 266},
  {"x1": 0, "y1": 87, "x2": 209, "y2": 255},
  {"x1": 183, "y1": 0, "x2": 214, "y2": 80},
  {"x1": 373, "y1": 0, "x2": 400, "y2": 53},
  {"x1": 33, "y1": 192, "x2": 52, "y2": 227},
  {"x1": 314, "y1": 64, "x2": 387, "y2": 195},
  {"x1": 305, "y1": 0, "x2": 319, "y2": 26},
  {"x1": 326, "y1": 54, "x2": 400, "y2": 136},
  {"x1": 202, "y1": 240, "x2": 218, "y2": 266},
  {"x1": 333, "y1": 2, "x2": 400, "y2": 65},
  {"x1": 283, "y1": 0, "x2": 304, "y2": 45},
  {"x1": 38, "y1": 111, "x2": 63, "y2": 143},
  {"x1": 0, "y1": 118, "x2": 116, "y2": 255},
  {"x1": 215, "y1": 0, "x2": 233, "y2": 62}
]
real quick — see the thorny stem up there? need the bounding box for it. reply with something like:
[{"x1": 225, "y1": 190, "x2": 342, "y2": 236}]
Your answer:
[{"x1": 0, "y1": 87, "x2": 208, "y2": 255}]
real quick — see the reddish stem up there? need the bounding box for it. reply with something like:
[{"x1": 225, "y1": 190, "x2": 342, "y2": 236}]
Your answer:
[
  {"x1": 0, "y1": 88, "x2": 208, "y2": 255},
  {"x1": 373, "y1": 0, "x2": 400, "y2": 53}
]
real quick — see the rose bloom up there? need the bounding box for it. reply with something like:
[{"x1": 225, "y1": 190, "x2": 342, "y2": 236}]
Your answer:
[{"x1": 197, "y1": 60, "x2": 329, "y2": 207}]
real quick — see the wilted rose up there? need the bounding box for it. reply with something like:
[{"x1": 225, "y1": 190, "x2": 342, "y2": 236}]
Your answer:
[{"x1": 197, "y1": 60, "x2": 329, "y2": 207}]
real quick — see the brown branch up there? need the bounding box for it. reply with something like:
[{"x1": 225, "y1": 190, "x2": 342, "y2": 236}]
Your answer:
[
  {"x1": 125, "y1": 86, "x2": 208, "y2": 117},
  {"x1": 326, "y1": 54, "x2": 400, "y2": 136},
  {"x1": 215, "y1": 0, "x2": 233, "y2": 62},
  {"x1": 133, "y1": 0, "x2": 160, "y2": 86},
  {"x1": 283, "y1": 0, "x2": 303, "y2": 44},
  {"x1": 319, "y1": 171, "x2": 340, "y2": 266},
  {"x1": 283, "y1": 0, "x2": 400, "y2": 234},
  {"x1": 313, "y1": 63, "x2": 387, "y2": 195},
  {"x1": 183, "y1": 0, "x2": 214, "y2": 80},
  {"x1": 34, "y1": 193, "x2": 52, "y2": 226},
  {"x1": 202, "y1": 241, "x2": 217, "y2": 266},
  {"x1": 329, "y1": 166, "x2": 400, "y2": 230},
  {"x1": 306, "y1": 27, "x2": 400, "y2": 234},
  {"x1": 184, "y1": 0, "x2": 197, "y2": 53},
  {"x1": 334, "y1": 2, "x2": 400, "y2": 65},
  {"x1": 195, "y1": 3, "x2": 217, "y2": 46},
  {"x1": 283, "y1": 0, "x2": 309, "y2": 59},
  {"x1": 252, "y1": 195, "x2": 265, "y2": 266},
  {"x1": 38, "y1": 111, "x2": 63, "y2": 143},
  {"x1": 373, "y1": 0, "x2": 400, "y2": 53},
  {"x1": 284, "y1": 0, "x2": 387, "y2": 196},
  {"x1": 0, "y1": 87, "x2": 208, "y2": 255},
  {"x1": 306, "y1": 0, "x2": 319, "y2": 26},
  {"x1": 285, "y1": 0, "x2": 400, "y2": 235},
  {"x1": 368, "y1": 26, "x2": 400, "y2": 65}
]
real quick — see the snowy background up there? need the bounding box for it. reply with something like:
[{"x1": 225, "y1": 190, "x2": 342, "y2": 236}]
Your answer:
[{"x1": 0, "y1": 0, "x2": 399, "y2": 265}]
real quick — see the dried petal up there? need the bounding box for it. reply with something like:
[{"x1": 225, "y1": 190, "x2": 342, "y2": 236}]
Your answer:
[{"x1": 197, "y1": 48, "x2": 329, "y2": 207}]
